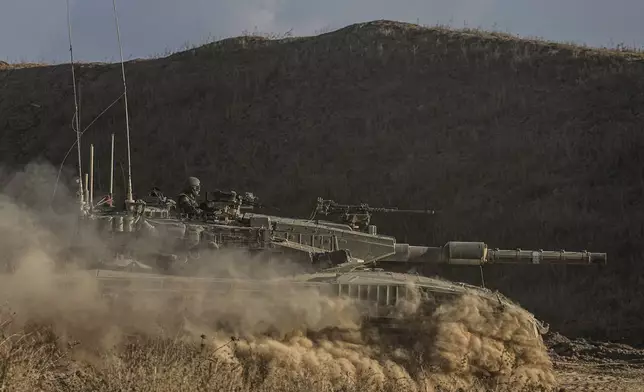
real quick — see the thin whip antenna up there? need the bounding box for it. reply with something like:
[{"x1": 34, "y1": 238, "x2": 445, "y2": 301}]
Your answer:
[
  {"x1": 111, "y1": 0, "x2": 133, "y2": 202},
  {"x1": 66, "y1": 0, "x2": 84, "y2": 206},
  {"x1": 50, "y1": 92, "x2": 124, "y2": 203},
  {"x1": 109, "y1": 133, "x2": 115, "y2": 206}
]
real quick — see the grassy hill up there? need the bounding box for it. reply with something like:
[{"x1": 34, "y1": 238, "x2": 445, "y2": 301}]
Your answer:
[{"x1": 2, "y1": 20, "x2": 644, "y2": 344}]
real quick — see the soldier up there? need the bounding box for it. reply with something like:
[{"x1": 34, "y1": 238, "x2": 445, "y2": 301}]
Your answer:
[{"x1": 177, "y1": 176, "x2": 203, "y2": 217}]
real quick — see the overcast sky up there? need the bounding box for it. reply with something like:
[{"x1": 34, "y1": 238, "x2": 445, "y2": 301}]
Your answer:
[{"x1": 2, "y1": 0, "x2": 643, "y2": 63}]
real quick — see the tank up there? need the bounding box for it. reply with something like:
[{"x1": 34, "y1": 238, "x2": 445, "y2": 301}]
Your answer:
[{"x1": 55, "y1": 182, "x2": 606, "y2": 340}]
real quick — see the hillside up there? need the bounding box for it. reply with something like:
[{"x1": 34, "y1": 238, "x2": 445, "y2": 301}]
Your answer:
[{"x1": 1, "y1": 20, "x2": 644, "y2": 344}]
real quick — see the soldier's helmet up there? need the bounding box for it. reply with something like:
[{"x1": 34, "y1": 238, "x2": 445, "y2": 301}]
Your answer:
[{"x1": 186, "y1": 176, "x2": 201, "y2": 195}]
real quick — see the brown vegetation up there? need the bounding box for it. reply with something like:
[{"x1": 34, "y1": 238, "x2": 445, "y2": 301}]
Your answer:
[{"x1": 1, "y1": 20, "x2": 644, "y2": 346}]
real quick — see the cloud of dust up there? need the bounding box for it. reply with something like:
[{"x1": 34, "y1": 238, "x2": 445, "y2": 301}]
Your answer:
[{"x1": 0, "y1": 162, "x2": 557, "y2": 392}]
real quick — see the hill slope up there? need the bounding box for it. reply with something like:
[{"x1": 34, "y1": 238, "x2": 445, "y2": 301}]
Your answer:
[{"x1": 2, "y1": 20, "x2": 644, "y2": 344}]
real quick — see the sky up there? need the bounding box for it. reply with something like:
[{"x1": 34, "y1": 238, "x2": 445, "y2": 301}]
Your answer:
[{"x1": 1, "y1": 0, "x2": 643, "y2": 63}]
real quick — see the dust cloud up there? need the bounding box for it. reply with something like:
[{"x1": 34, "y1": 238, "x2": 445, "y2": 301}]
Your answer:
[{"x1": 0, "y1": 162, "x2": 557, "y2": 392}]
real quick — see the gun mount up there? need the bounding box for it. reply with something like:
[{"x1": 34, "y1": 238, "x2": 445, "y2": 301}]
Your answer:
[
  {"x1": 198, "y1": 190, "x2": 263, "y2": 223},
  {"x1": 311, "y1": 197, "x2": 436, "y2": 232}
]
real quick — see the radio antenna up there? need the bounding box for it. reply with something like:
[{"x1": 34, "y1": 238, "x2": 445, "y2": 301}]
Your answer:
[
  {"x1": 66, "y1": 0, "x2": 84, "y2": 208},
  {"x1": 111, "y1": 0, "x2": 134, "y2": 203}
]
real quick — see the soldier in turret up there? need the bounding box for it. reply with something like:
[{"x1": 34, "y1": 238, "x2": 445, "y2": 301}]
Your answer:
[{"x1": 177, "y1": 176, "x2": 203, "y2": 217}]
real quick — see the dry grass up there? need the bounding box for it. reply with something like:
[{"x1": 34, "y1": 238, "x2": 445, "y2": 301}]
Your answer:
[
  {"x1": 1, "y1": 20, "x2": 644, "y2": 346},
  {"x1": 0, "y1": 292, "x2": 557, "y2": 392},
  {"x1": 0, "y1": 327, "x2": 551, "y2": 392}
]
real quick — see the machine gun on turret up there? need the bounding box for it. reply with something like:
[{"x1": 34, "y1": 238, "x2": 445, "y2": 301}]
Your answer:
[{"x1": 311, "y1": 197, "x2": 435, "y2": 232}]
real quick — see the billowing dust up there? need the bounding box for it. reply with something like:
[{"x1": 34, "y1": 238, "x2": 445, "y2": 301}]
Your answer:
[{"x1": 0, "y1": 163, "x2": 556, "y2": 392}]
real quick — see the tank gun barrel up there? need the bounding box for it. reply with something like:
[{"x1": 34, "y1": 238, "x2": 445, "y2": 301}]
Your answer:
[
  {"x1": 486, "y1": 248, "x2": 606, "y2": 264},
  {"x1": 381, "y1": 241, "x2": 607, "y2": 265}
]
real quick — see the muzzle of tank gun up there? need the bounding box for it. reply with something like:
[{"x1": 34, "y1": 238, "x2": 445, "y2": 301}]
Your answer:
[{"x1": 381, "y1": 242, "x2": 607, "y2": 265}]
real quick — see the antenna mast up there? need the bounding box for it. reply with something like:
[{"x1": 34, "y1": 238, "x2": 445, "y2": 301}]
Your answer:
[
  {"x1": 66, "y1": 0, "x2": 84, "y2": 208},
  {"x1": 109, "y1": 133, "x2": 115, "y2": 206},
  {"x1": 111, "y1": 0, "x2": 134, "y2": 203}
]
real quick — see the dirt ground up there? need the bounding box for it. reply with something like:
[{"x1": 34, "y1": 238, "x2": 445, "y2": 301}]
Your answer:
[{"x1": 546, "y1": 333, "x2": 644, "y2": 391}]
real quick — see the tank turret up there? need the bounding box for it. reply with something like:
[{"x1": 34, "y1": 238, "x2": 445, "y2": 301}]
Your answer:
[{"x1": 72, "y1": 191, "x2": 607, "y2": 272}]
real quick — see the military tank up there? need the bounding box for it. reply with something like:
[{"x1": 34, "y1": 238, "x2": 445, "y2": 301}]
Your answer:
[{"x1": 56, "y1": 158, "x2": 607, "y2": 340}]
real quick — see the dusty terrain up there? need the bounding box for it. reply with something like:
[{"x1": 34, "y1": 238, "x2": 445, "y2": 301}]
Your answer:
[
  {"x1": 2, "y1": 19, "x2": 644, "y2": 390},
  {"x1": 547, "y1": 333, "x2": 644, "y2": 391}
]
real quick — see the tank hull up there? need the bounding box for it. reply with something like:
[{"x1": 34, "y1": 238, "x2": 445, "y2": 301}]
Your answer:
[{"x1": 51, "y1": 267, "x2": 548, "y2": 339}]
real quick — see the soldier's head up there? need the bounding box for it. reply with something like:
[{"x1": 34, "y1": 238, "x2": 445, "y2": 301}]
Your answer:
[{"x1": 186, "y1": 176, "x2": 201, "y2": 196}]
